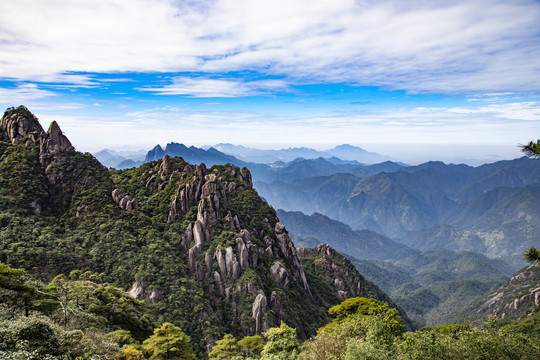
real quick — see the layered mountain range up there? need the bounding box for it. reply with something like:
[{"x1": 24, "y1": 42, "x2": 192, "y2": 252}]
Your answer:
[
  {"x1": 0, "y1": 106, "x2": 409, "y2": 357},
  {"x1": 96, "y1": 142, "x2": 390, "y2": 170},
  {"x1": 257, "y1": 158, "x2": 540, "y2": 268}
]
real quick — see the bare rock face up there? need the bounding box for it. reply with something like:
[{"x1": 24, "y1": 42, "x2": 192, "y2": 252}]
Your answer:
[
  {"x1": 128, "y1": 280, "x2": 163, "y2": 304},
  {"x1": 274, "y1": 222, "x2": 312, "y2": 298},
  {"x1": 112, "y1": 188, "x2": 139, "y2": 210},
  {"x1": 270, "y1": 261, "x2": 291, "y2": 289},
  {"x1": 252, "y1": 293, "x2": 267, "y2": 334},
  {"x1": 128, "y1": 280, "x2": 147, "y2": 300},
  {"x1": 474, "y1": 264, "x2": 540, "y2": 320},
  {"x1": 1, "y1": 106, "x2": 45, "y2": 144},
  {"x1": 167, "y1": 164, "x2": 206, "y2": 222},
  {"x1": 40, "y1": 121, "x2": 75, "y2": 160},
  {"x1": 149, "y1": 289, "x2": 164, "y2": 303}
]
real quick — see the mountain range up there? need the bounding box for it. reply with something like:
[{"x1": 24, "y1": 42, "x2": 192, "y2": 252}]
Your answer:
[
  {"x1": 211, "y1": 143, "x2": 390, "y2": 164},
  {"x1": 256, "y1": 157, "x2": 540, "y2": 267},
  {"x1": 0, "y1": 106, "x2": 410, "y2": 357},
  {"x1": 94, "y1": 142, "x2": 392, "y2": 171},
  {"x1": 2, "y1": 106, "x2": 538, "y2": 359},
  {"x1": 275, "y1": 208, "x2": 522, "y2": 327}
]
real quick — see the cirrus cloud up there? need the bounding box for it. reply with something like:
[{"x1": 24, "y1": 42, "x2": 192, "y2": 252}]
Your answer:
[{"x1": 0, "y1": 0, "x2": 538, "y2": 94}]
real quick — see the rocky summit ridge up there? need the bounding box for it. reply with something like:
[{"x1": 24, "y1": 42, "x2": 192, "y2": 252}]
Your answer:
[{"x1": 0, "y1": 106, "x2": 400, "y2": 356}]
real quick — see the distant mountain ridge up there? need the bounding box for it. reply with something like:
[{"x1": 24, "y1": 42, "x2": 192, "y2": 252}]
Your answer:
[
  {"x1": 277, "y1": 209, "x2": 417, "y2": 260},
  {"x1": 144, "y1": 142, "x2": 246, "y2": 167},
  {"x1": 255, "y1": 156, "x2": 540, "y2": 265},
  {"x1": 213, "y1": 143, "x2": 389, "y2": 164}
]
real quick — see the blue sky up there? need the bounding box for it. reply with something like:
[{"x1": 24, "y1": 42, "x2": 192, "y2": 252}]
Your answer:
[{"x1": 1, "y1": 0, "x2": 539, "y2": 164}]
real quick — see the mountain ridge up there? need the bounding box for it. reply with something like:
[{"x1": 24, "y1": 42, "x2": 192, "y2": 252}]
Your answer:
[{"x1": 0, "y1": 106, "x2": 405, "y2": 357}]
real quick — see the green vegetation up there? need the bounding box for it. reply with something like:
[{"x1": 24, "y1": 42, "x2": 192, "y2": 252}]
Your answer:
[
  {"x1": 524, "y1": 247, "x2": 540, "y2": 264},
  {"x1": 141, "y1": 322, "x2": 195, "y2": 360},
  {"x1": 521, "y1": 139, "x2": 540, "y2": 158},
  {"x1": 350, "y1": 250, "x2": 514, "y2": 327},
  {"x1": 2, "y1": 108, "x2": 539, "y2": 359},
  {"x1": 0, "y1": 262, "x2": 197, "y2": 359}
]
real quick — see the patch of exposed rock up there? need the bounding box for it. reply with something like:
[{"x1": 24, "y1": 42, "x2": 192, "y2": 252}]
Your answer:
[
  {"x1": 112, "y1": 188, "x2": 139, "y2": 210},
  {"x1": 472, "y1": 263, "x2": 540, "y2": 320},
  {"x1": 128, "y1": 280, "x2": 163, "y2": 304},
  {"x1": 1, "y1": 107, "x2": 75, "y2": 166}
]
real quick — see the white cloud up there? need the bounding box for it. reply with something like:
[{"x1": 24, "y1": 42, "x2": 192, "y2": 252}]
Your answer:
[
  {"x1": 138, "y1": 77, "x2": 290, "y2": 97},
  {"x1": 0, "y1": 0, "x2": 538, "y2": 93},
  {"x1": 0, "y1": 83, "x2": 55, "y2": 102},
  {"x1": 448, "y1": 101, "x2": 540, "y2": 120}
]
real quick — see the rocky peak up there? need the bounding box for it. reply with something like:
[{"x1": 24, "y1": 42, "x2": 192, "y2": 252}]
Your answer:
[
  {"x1": 41, "y1": 120, "x2": 75, "y2": 157},
  {"x1": 133, "y1": 155, "x2": 316, "y2": 337},
  {"x1": 298, "y1": 244, "x2": 365, "y2": 300},
  {"x1": 1, "y1": 106, "x2": 45, "y2": 143},
  {"x1": 1, "y1": 106, "x2": 76, "y2": 164}
]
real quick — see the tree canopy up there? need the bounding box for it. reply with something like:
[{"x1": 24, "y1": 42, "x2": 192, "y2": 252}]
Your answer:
[{"x1": 521, "y1": 139, "x2": 540, "y2": 158}]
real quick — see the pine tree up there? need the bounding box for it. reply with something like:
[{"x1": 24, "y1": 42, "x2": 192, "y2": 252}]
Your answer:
[
  {"x1": 521, "y1": 139, "x2": 540, "y2": 158},
  {"x1": 142, "y1": 322, "x2": 195, "y2": 360}
]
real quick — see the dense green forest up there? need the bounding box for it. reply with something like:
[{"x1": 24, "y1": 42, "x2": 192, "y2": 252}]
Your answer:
[{"x1": 2, "y1": 262, "x2": 539, "y2": 359}]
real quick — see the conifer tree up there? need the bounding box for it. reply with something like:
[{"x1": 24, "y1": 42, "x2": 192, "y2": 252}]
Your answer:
[{"x1": 142, "y1": 322, "x2": 195, "y2": 360}]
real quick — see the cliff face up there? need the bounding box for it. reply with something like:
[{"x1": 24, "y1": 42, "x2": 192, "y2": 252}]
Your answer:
[
  {"x1": 298, "y1": 244, "x2": 415, "y2": 330},
  {"x1": 114, "y1": 154, "x2": 316, "y2": 342},
  {"x1": 466, "y1": 263, "x2": 540, "y2": 321}
]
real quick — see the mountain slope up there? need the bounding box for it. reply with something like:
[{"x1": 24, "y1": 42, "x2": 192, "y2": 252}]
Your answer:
[
  {"x1": 0, "y1": 106, "x2": 403, "y2": 357},
  {"x1": 298, "y1": 244, "x2": 414, "y2": 330},
  {"x1": 462, "y1": 264, "x2": 540, "y2": 322},
  {"x1": 277, "y1": 210, "x2": 417, "y2": 260},
  {"x1": 349, "y1": 249, "x2": 514, "y2": 327}
]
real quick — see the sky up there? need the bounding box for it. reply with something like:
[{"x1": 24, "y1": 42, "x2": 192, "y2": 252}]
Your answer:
[{"x1": 0, "y1": 0, "x2": 539, "y2": 164}]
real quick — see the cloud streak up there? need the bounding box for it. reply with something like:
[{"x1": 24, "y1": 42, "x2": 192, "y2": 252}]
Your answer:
[
  {"x1": 138, "y1": 77, "x2": 290, "y2": 97},
  {"x1": 0, "y1": 0, "x2": 538, "y2": 94}
]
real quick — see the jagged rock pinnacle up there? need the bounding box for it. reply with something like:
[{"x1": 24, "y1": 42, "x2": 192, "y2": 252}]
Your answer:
[{"x1": 1, "y1": 105, "x2": 45, "y2": 143}]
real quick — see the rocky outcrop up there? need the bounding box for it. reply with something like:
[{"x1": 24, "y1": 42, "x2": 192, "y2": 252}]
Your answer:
[
  {"x1": 1, "y1": 107, "x2": 75, "y2": 166},
  {"x1": 139, "y1": 155, "x2": 315, "y2": 337},
  {"x1": 1, "y1": 106, "x2": 45, "y2": 144},
  {"x1": 0, "y1": 106, "x2": 82, "y2": 213},
  {"x1": 471, "y1": 263, "x2": 540, "y2": 321},
  {"x1": 112, "y1": 188, "x2": 139, "y2": 210},
  {"x1": 128, "y1": 280, "x2": 163, "y2": 304},
  {"x1": 40, "y1": 120, "x2": 75, "y2": 160},
  {"x1": 298, "y1": 244, "x2": 365, "y2": 300},
  {"x1": 252, "y1": 293, "x2": 267, "y2": 334},
  {"x1": 297, "y1": 243, "x2": 415, "y2": 330},
  {"x1": 128, "y1": 280, "x2": 147, "y2": 300}
]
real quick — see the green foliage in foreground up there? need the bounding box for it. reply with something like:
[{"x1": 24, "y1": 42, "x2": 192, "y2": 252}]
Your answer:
[
  {"x1": 2, "y1": 263, "x2": 539, "y2": 360},
  {"x1": 208, "y1": 297, "x2": 540, "y2": 360},
  {"x1": 0, "y1": 262, "x2": 197, "y2": 360},
  {"x1": 521, "y1": 139, "x2": 540, "y2": 158}
]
